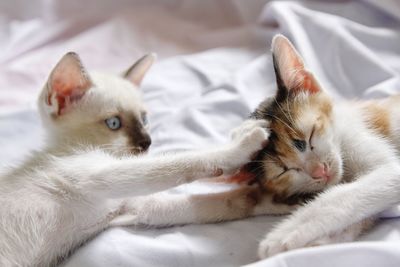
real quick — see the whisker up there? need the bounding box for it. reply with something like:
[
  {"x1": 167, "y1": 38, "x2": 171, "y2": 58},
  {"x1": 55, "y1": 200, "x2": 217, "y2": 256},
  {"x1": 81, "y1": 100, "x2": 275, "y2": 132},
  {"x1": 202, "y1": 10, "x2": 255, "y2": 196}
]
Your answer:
[
  {"x1": 246, "y1": 160, "x2": 276, "y2": 164},
  {"x1": 264, "y1": 113, "x2": 299, "y2": 136},
  {"x1": 274, "y1": 98, "x2": 295, "y2": 127},
  {"x1": 285, "y1": 99, "x2": 296, "y2": 126}
]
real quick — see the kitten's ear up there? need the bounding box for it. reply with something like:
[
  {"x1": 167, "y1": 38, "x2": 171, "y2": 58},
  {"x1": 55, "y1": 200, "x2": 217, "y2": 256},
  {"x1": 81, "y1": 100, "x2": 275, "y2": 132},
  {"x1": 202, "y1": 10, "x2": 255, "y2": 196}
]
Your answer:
[
  {"x1": 44, "y1": 52, "x2": 92, "y2": 116},
  {"x1": 124, "y1": 53, "x2": 156, "y2": 86},
  {"x1": 271, "y1": 35, "x2": 320, "y2": 99}
]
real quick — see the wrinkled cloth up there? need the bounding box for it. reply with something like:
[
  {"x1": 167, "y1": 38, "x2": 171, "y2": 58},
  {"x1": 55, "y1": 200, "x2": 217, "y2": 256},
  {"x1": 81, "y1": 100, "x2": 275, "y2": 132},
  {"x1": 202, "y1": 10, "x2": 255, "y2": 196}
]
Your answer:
[{"x1": 1, "y1": 0, "x2": 400, "y2": 266}]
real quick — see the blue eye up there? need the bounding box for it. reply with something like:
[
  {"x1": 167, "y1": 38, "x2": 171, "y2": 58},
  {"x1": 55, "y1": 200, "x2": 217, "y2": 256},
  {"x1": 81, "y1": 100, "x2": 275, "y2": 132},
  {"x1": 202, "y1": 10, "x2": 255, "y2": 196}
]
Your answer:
[
  {"x1": 141, "y1": 113, "x2": 148, "y2": 126},
  {"x1": 105, "y1": 116, "x2": 121, "y2": 130},
  {"x1": 293, "y1": 139, "x2": 306, "y2": 152}
]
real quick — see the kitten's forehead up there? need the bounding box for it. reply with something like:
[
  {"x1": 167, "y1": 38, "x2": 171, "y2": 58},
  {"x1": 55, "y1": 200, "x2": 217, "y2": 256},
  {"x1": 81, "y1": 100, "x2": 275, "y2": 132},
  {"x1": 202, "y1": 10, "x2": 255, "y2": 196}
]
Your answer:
[
  {"x1": 253, "y1": 96, "x2": 304, "y2": 138},
  {"x1": 90, "y1": 72, "x2": 144, "y2": 113},
  {"x1": 254, "y1": 92, "x2": 331, "y2": 133}
]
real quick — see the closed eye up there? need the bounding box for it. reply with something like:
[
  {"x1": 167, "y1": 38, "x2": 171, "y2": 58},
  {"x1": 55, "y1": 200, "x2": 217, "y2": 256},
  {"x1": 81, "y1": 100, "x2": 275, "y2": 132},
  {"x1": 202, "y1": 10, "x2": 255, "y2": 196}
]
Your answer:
[
  {"x1": 293, "y1": 139, "x2": 306, "y2": 152},
  {"x1": 275, "y1": 166, "x2": 299, "y2": 179},
  {"x1": 276, "y1": 169, "x2": 288, "y2": 179},
  {"x1": 309, "y1": 125, "x2": 316, "y2": 150}
]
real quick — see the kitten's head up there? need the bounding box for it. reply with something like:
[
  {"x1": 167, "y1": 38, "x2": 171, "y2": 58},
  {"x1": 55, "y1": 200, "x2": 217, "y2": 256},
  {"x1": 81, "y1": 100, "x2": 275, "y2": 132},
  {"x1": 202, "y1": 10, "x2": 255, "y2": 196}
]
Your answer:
[
  {"x1": 38, "y1": 52, "x2": 155, "y2": 154},
  {"x1": 252, "y1": 35, "x2": 343, "y2": 199}
]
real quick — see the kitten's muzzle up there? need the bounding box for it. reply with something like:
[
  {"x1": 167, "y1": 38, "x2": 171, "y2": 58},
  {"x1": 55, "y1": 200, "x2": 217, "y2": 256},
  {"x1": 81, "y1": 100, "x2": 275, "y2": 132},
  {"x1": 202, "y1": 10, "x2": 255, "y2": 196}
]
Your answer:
[
  {"x1": 310, "y1": 162, "x2": 330, "y2": 182},
  {"x1": 137, "y1": 133, "x2": 151, "y2": 151}
]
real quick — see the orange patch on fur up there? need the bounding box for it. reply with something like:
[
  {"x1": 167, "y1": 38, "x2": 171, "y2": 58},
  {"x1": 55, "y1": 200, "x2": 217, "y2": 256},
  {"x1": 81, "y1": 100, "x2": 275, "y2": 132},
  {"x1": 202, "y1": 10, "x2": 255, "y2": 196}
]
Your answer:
[
  {"x1": 310, "y1": 93, "x2": 332, "y2": 119},
  {"x1": 269, "y1": 120, "x2": 301, "y2": 163},
  {"x1": 262, "y1": 174, "x2": 291, "y2": 195},
  {"x1": 362, "y1": 103, "x2": 391, "y2": 137}
]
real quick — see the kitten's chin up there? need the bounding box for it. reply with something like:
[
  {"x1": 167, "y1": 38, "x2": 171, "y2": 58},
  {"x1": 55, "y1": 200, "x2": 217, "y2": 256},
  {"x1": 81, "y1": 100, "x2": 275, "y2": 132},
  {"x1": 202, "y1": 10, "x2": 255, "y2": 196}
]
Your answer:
[
  {"x1": 304, "y1": 170, "x2": 342, "y2": 193},
  {"x1": 130, "y1": 147, "x2": 149, "y2": 155},
  {"x1": 111, "y1": 147, "x2": 149, "y2": 157}
]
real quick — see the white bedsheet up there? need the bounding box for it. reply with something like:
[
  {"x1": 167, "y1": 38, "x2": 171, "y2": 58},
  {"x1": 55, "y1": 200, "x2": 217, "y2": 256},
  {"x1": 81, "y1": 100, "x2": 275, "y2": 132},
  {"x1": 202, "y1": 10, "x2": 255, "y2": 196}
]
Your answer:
[{"x1": 1, "y1": 0, "x2": 400, "y2": 266}]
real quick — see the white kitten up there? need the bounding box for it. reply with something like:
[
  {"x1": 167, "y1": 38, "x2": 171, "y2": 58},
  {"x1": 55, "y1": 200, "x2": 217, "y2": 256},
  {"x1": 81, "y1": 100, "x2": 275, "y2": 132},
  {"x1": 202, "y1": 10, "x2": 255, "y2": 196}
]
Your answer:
[
  {"x1": 38, "y1": 52, "x2": 152, "y2": 155},
  {"x1": 0, "y1": 53, "x2": 269, "y2": 267}
]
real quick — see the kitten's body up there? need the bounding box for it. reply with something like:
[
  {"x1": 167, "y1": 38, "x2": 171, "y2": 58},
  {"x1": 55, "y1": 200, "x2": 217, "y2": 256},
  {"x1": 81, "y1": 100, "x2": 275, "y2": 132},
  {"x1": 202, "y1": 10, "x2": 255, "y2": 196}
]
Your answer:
[
  {"x1": 118, "y1": 36, "x2": 400, "y2": 262},
  {"x1": 0, "y1": 53, "x2": 269, "y2": 266},
  {"x1": 255, "y1": 35, "x2": 400, "y2": 258},
  {"x1": 335, "y1": 97, "x2": 400, "y2": 182},
  {"x1": 1, "y1": 144, "x2": 267, "y2": 266}
]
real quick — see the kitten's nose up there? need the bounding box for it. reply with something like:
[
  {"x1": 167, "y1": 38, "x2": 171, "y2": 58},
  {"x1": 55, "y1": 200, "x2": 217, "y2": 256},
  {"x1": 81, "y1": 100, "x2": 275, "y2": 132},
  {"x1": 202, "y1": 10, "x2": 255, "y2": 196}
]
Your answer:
[
  {"x1": 138, "y1": 134, "x2": 151, "y2": 151},
  {"x1": 311, "y1": 163, "x2": 329, "y2": 180}
]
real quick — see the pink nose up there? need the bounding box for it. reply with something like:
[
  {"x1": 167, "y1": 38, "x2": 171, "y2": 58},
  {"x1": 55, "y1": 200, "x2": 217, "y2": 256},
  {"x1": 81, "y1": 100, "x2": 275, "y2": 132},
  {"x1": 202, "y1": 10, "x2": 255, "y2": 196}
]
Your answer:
[{"x1": 311, "y1": 163, "x2": 329, "y2": 180}]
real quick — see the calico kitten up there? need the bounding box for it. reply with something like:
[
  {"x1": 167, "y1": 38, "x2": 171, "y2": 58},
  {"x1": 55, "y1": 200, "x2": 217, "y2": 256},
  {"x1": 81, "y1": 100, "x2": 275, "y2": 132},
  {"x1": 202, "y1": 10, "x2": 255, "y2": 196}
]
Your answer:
[
  {"x1": 0, "y1": 53, "x2": 269, "y2": 267},
  {"x1": 257, "y1": 35, "x2": 400, "y2": 258}
]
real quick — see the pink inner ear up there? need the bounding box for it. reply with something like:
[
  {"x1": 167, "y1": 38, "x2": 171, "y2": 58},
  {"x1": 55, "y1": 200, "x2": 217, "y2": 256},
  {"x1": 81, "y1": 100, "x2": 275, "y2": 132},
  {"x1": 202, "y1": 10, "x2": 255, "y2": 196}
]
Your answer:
[
  {"x1": 272, "y1": 35, "x2": 321, "y2": 95},
  {"x1": 50, "y1": 78, "x2": 90, "y2": 115},
  {"x1": 47, "y1": 53, "x2": 92, "y2": 115},
  {"x1": 303, "y1": 73, "x2": 320, "y2": 94},
  {"x1": 292, "y1": 70, "x2": 320, "y2": 94}
]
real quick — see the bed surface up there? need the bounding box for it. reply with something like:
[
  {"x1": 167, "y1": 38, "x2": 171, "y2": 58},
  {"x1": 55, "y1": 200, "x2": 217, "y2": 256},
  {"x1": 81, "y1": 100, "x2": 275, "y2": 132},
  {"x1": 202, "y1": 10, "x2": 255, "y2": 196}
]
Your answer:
[{"x1": 1, "y1": 0, "x2": 400, "y2": 266}]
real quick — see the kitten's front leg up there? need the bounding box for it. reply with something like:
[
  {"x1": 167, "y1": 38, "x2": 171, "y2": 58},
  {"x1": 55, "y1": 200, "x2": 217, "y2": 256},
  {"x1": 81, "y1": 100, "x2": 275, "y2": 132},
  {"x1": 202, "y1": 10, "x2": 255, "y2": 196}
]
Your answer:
[
  {"x1": 308, "y1": 217, "x2": 376, "y2": 246},
  {"x1": 67, "y1": 119, "x2": 269, "y2": 198},
  {"x1": 153, "y1": 119, "x2": 270, "y2": 183},
  {"x1": 109, "y1": 185, "x2": 295, "y2": 227},
  {"x1": 258, "y1": 164, "x2": 400, "y2": 259}
]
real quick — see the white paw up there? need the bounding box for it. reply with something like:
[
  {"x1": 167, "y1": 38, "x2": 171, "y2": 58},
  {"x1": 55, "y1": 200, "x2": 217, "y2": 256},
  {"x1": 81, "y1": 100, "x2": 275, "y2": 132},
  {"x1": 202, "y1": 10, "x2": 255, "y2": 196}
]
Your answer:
[
  {"x1": 258, "y1": 237, "x2": 285, "y2": 259},
  {"x1": 258, "y1": 229, "x2": 301, "y2": 259},
  {"x1": 230, "y1": 119, "x2": 270, "y2": 141},
  {"x1": 258, "y1": 223, "x2": 347, "y2": 258},
  {"x1": 258, "y1": 231, "x2": 341, "y2": 259},
  {"x1": 258, "y1": 223, "x2": 312, "y2": 259},
  {"x1": 229, "y1": 119, "x2": 270, "y2": 165}
]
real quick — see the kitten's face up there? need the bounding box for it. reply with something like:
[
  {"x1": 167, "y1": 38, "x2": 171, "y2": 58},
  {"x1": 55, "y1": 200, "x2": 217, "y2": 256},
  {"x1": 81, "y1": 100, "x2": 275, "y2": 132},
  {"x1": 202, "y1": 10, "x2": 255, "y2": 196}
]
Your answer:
[
  {"x1": 252, "y1": 35, "x2": 343, "y2": 199},
  {"x1": 38, "y1": 52, "x2": 155, "y2": 154},
  {"x1": 254, "y1": 92, "x2": 342, "y2": 198}
]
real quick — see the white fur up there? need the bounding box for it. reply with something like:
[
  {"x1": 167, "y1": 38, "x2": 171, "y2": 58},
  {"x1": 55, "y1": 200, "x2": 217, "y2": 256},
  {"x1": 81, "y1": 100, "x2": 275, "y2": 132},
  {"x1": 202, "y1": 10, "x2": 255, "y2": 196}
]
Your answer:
[
  {"x1": 253, "y1": 34, "x2": 400, "y2": 259},
  {"x1": 38, "y1": 71, "x2": 146, "y2": 152},
  {"x1": 104, "y1": 36, "x2": 400, "y2": 259},
  {"x1": 108, "y1": 119, "x2": 297, "y2": 228},
  {"x1": 0, "y1": 54, "x2": 269, "y2": 266},
  {"x1": 0, "y1": 126, "x2": 267, "y2": 266},
  {"x1": 257, "y1": 88, "x2": 400, "y2": 259},
  {"x1": 108, "y1": 36, "x2": 400, "y2": 259}
]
